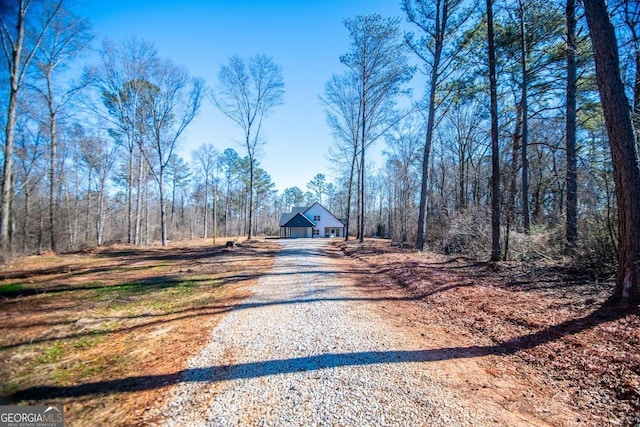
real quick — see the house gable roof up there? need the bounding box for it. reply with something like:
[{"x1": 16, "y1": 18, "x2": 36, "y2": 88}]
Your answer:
[
  {"x1": 303, "y1": 202, "x2": 344, "y2": 227},
  {"x1": 279, "y1": 213, "x2": 295, "y2": 226},
  {"x1": 279, "y1": 202, "x2": 345, "y2": 229},
  {"x1": 281, "y1": 212, "x2": 315, "y2": 228}
]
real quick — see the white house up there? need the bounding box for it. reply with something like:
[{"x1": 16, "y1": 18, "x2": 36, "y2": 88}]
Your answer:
[{"x1": 279, "y1": 202, "x2": 345, "y2": 238}]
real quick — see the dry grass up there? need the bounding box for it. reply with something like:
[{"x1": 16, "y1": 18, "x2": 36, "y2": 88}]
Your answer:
[{"x1": 0, "y1": 238, "x2": 279, "y2": 426}]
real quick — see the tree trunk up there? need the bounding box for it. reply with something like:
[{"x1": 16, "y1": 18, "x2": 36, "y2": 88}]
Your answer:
[
  {"x1": 505, "y1": 104, "x2": 522, "y2": 261},
  {"x1": 85, "y1": 169, "x2": 92, "y2": 244},
  {"x1": 213, "y1": 181, "x2": 218, "y2": 244},
  {"x1": 203, "y1": 178, "x2": 209, "y2": 238},
  {"x1": 416, "y1": 2, "x2": 445, "y2": 251},
  {"x1": 144, "y1": 179, "x2": 150, "y2": 246},
  {"x1": 519, "y1": 1, "x2": 530, "y2": 234},
  {"x1": 565, "y1": 0, "x2": 578, "y2": 251},
  {"x1": 159, "y1": 164, "x2": 168, "y2": 247},
  {"x1": 127, "y1": 144, "x2": 134, "y2": 244},
  {"x1": 487, "y1": 0, "x2": 501, "y2": 262},
  {"x1": 170, "y1": 175, "x2": 177, "y2": 231},
  {"x1": 458, "y1": 141, "x2": 468, "y2": 211},
  {"x1": 359, "y1": 89, "x2": 366, "y2": 243},
  {"x1": 584, "y1": 0, "x2": 640, "y2": 304},
  {"x1": 96, "y1": 183, "x2": 106, "y2": 246},
  {"x1": 629, "y1": 6, "x2": 640, "y2": 157},
  {"x1": 22, "y1": 186, "x2": 30, "y2": 252},
  {"x1": 47, "y1": 70, "x2": 58, "y2": 252},
  {"x1": 1, "y1": 64, "x2": 21, "y2": 252},
  {"x1": 416, "y1": 101, "x2": 436, "y2": 251},
  {"x1": 37, "y1": 198, "x2": 44, "y2": 254},
  {"x1": 225, "y1": 176, "x2": 231, "y2": 238},
  {"x1": 1, "y1": 0, "x2": 62, "y2": 251},
  {"x1": 70, "y1": 166, "x2": 80, "y2": 248},
  {"x1": 0, "y1": 1, "x2": 28, "y2": 251},
  {"x1": 356, "y1": 161, "x2": 361, "y2": 241},
  {"x1": 134, "y1": 150, "x2": 144, "y2": 245},
  {"x1": 344, "y1": 144, "x2": 358, "y2": 241},
  {"x1": 247, "y1": 152, "x2": 254, "y2": 241},
  {"x1": 636, "y1": 44, "x2": 640, "y2": 156}
]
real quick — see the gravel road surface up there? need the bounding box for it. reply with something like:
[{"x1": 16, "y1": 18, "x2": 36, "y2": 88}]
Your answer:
[{"x1": 160, "y1": 239, "x2": 540, "y2": 426}]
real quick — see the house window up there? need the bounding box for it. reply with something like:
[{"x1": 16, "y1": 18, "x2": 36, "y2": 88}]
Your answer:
[
  {"x1": 313, "y1": 229, "x2": 320, "y2": 236},
  {"x1": 313, "y1": 215, "x2": 321, "y2": 221}
]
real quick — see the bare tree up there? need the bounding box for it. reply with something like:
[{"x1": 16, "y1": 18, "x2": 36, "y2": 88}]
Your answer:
[
  {"x1": 384, "y1": 112, "x2": 423, "y2": 244},
  {"x1": 13, "y1": 118, "x2": 45, "y2": 252},
  {"x1": 322, "y1": 73, "x2": 362, "y2": 240},
  {"x1": 402, "y1": 0, "x2": 474, "y2": 250},
  {"x1": 30, "y1": 4, "x2": 92, "y2": 251},
  {"x1": 583, "y1": 0, "x2": 640, "y2": 304},
  {"x1": 192, "y1": 143, "x2": 219, "y2": 239},
  {"x1": 166, "y1": 154, "x2": 191, "y2": 236},
  {"x1": 0, "y1": 0, "x2": 63, "y2": 250},
  {"x1": 213, "y1": 54, "x2": 284, "y2": 240},
  {"x1": 340, "y1": 14, "x2": 413, "y2": 243},
  {"x1": 77, "y1": 129, "x2": 118, "y2": 246},
  {"x1": 439, "y1": 99, "x2": 485, "y2": 212},
  {"x1": 142, "y1": 58, "x2": 203, "y2": 247},
  {"x1": 91, "y1": 38, "x2": 157, "y2": 245}
]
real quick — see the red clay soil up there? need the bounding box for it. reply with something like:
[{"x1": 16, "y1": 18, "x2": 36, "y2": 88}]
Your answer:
[{"x1": 333, "y1": 239, "x2": 640, "y2": 427}]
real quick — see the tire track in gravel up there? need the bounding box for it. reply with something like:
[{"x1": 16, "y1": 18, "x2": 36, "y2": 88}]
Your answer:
[{"x1": 160, "y1": 239, "x2": 545, "y2": 426}]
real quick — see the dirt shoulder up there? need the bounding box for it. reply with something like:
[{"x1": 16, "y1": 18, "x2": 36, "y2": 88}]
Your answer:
[
  {"x1": 331, "y1": 239, "x2": 640, "y2": 427},
  {"x1": 0, "y1": 239, "x2": 278, "y2": 426}
]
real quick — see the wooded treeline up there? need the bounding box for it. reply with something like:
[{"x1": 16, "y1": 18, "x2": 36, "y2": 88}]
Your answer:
[
  {"x1": 1, "y1": 0, "x2": 639, "y2": 300},
  {"x1": 321, "y1": 0, "x2": 640, "y2": 303},
  {"x1": 329, "y1": 0, "x2": 596, "y2": 252},
  {"x1": 0, "y1": 1, "x2": 288, "y2": 252}
]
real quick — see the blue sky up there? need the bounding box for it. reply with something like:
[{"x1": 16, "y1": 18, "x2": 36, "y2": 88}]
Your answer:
[{"x1": 75, "y1": 0, "x2": 414, "y2": 192}]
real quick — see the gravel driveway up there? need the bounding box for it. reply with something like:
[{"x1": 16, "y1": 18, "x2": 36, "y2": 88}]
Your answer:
[{"x1": 160, "y1": 239, "x2": 536, "y2": 426}]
